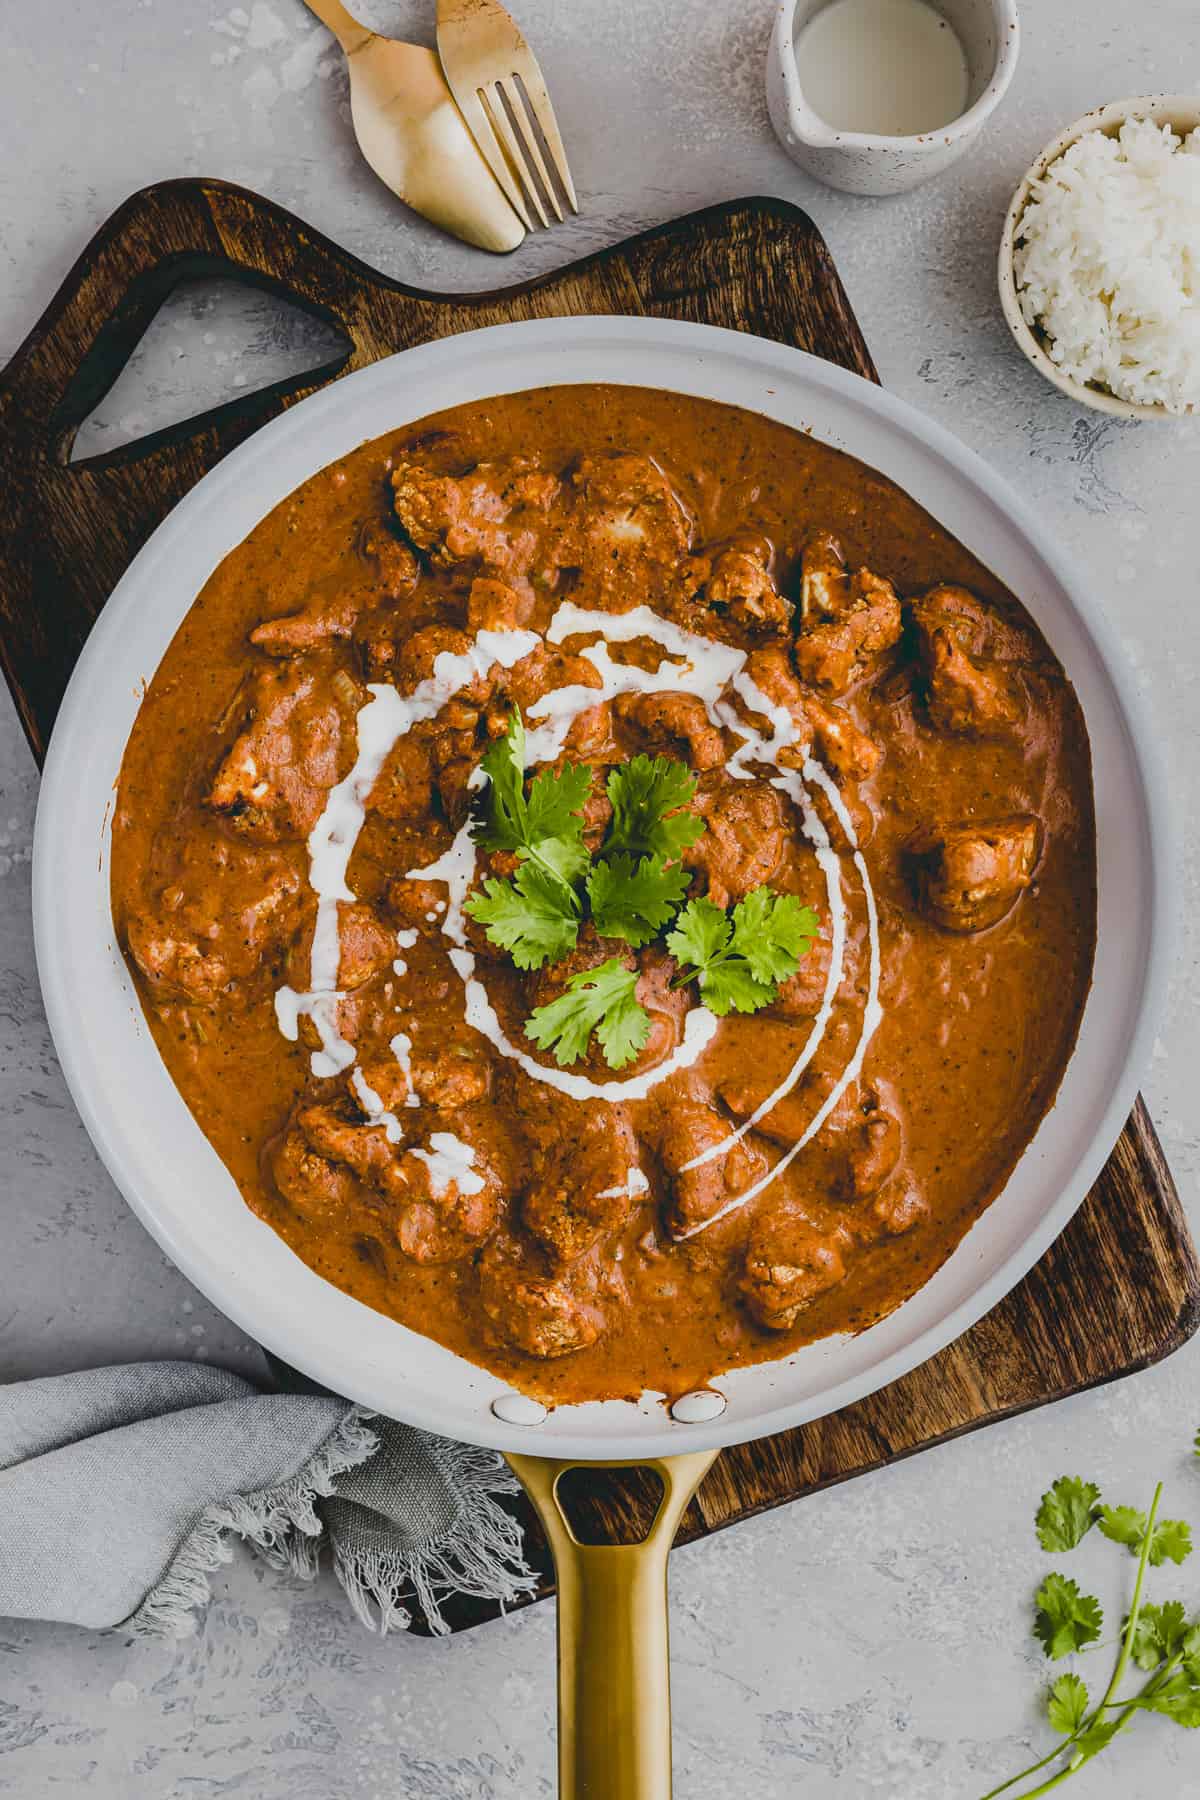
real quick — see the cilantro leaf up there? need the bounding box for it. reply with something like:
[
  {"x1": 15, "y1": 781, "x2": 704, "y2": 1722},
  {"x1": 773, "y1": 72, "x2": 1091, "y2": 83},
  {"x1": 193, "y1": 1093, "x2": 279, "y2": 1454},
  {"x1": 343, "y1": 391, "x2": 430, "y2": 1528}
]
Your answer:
[
  {"x1": 1142, "y1": 1670, "x2": 1200, "y2": 1728},
  {"x1": 1098, "y1": 1504, "x2": 1146, "y2": 1551},
  {"x1": 1130, "y1": 1601, "x2": 1191, "y2": 1671},
  {"x1": 666, "y1": 893, "x2": 729, "y2": 972},
  {"x1": 1036, "y1": 1477, "x2": 1102, "y2": 1553},
  {"x1": 471, "y1": 709, "x2": 590, "y2": 890},
  {"x1": 525, "y1": 958, "x2": 651, "y2": 1070},
  {"x1": 1070, "y1": 1717, "x2": 1120, "y2": 1758},
  {"x1": 667, "y1": 889, "x2": 817, "y2": 1016},
  {"x1": 1150, "y1": 1519, "x2": 1194, "y2": 1567},
  {"x1": 587, "y1": 853, "x2": 691, "y2": 947},
  {"x1": 1099, "y1": 1506, "x2": 1193, "y2": 1567},
  {"x1": 593, "y1": 986, "x2": 653, "y2": 1068},
  {"x1": 464, "y1": 863, "x2": 578, "y2": 970},
  {"x1": 668, "y1": 896, "x2": 773, "y2": 1015},
  {"x1": 729, "y1": 888, "x2": 820, "y2": 985},
  {"x1": 472, "y1": 706, "x2": 530, "y2": 852},
  {"x1": 992, "y1": 1461, "x2": 1200, "y2": 1797},
  {"x1": 704, "y1": 957, "x2": 777, "y2": 1015},
  {"x1": 524, "y1": 759, "x2": 594, "y2": 851},
  {"x1": 531, "y1": 829, "x2": 591, "y2": 889},
  {"x1": 1047, "y1": 1672, "x2": 1090, "y2": 1735},
  {"x1": 1034, "y1": 1574, "x2": 1103, "y2": 1659},
  {"x1": 605, "y1": 755, "x2": 703, "y2": 861}
]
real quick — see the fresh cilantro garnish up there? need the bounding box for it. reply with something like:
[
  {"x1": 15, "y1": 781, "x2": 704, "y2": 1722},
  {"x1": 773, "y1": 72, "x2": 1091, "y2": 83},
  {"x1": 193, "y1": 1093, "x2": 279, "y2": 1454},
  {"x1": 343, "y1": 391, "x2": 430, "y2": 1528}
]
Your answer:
[
  {"x1": 586, "y1": 853, "x2": 691, "y2": 948},
  {"x1": 466, "y1": 713, "x2": 818, "y2": 1065},
  {"x1": 464, "y1": 863, "x2": 579, "y2": 971},
  {"x1": 604, "y1": 754, "x2": 703, "y2": 862},
  {"x1": 524, "y1": 958, "x2": 650, "y2": 1070},
  {"x1": 732, "y1": 885, "x2": 820, "y2": 985},
  {"x1": 983, "y1": 1456, "x2": 1200, "y2": 1800},
  {"x1": 669, "y1": 897, "x2": 774, "y2": 1014},
  {"x1": 466, "y1": 709, "x2": 590, "y2": 965},
  {"x1": 523, "y1": 765, "x2": 592, "y2": 887},
  {"x1": 1034, "y1": 1574, "x2": 1104, "y2": 1659},
  {"x1": 1037, "y1": 1478, "x2": 1102, "y2": 1552},
  {"x1": 667, "y1": 891, "x2": 819, "y2": 1016},
  {"x1": 471, "y1": 708, "x2": 591, "y2": 890},
  {"x1": 585, "y1": 756, "x2": 698, "y2": 949},
  {"x1": 470, "y1": 707, "x2": 531, "y2": 847}
]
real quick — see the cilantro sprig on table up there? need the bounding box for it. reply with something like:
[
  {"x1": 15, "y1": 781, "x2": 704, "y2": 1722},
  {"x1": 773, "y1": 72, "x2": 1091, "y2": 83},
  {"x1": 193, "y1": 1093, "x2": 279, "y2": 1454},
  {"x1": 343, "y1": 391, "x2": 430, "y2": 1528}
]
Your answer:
[
  {"x1": 983, "y1": 1445, "x2": 1200, "y2": 1799},
  {"x1": 462, "y1": 710, "x2": 818, "y2": 1067}
]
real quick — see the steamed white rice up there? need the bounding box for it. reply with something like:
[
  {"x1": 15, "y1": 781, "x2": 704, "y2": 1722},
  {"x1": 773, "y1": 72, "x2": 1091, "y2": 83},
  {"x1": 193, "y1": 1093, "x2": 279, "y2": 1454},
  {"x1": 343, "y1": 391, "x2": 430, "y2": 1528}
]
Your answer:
[{"x1": 1013, "y1": 115, "x2": 1200, "y2": 414}]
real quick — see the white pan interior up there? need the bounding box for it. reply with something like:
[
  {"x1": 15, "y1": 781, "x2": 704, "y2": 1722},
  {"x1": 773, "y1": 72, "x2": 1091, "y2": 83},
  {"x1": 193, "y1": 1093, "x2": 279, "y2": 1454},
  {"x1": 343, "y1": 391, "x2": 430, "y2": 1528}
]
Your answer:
[{"x1": 33, "y1": 317, "x2": 1171, "y2": 1461}]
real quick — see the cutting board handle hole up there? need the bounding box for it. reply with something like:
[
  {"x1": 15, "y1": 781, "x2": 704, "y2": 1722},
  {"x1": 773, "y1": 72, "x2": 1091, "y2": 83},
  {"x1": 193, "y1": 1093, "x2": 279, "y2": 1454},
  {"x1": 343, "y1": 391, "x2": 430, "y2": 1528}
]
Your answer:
[{"x1": 58, "y1": 271, "x2": 351, "y2": 467}]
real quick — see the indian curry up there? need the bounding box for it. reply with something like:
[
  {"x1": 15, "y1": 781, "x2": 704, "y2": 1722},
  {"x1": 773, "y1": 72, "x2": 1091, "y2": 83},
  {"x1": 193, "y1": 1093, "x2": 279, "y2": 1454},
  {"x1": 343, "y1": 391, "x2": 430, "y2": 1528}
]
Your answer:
[{"x1": 110, "y1": 385, "x2": 1096, "y2": 1406}]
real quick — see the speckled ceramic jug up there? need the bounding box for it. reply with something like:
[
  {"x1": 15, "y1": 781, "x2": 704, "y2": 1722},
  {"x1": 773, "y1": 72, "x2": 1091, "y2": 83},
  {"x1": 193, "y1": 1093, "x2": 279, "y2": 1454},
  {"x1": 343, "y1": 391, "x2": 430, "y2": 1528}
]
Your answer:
[{"x1": 767, "y1": 0, "x2": 1020, "y2": 195}]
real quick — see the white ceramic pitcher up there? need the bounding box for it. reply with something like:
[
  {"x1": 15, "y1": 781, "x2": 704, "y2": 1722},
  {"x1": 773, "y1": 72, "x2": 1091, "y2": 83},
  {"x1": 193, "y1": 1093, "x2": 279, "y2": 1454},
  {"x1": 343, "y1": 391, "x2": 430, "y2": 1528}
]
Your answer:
[{"x1": 767, "y1": 0, "x2": 1020, "y2": 195}]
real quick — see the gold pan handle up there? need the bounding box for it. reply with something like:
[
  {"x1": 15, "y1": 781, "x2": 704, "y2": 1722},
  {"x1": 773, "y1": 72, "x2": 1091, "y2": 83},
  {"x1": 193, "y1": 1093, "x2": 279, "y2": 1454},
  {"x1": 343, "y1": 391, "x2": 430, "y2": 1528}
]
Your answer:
[{"x1": 507, "y1": 1449, "x2": 718, "y2": 1800}]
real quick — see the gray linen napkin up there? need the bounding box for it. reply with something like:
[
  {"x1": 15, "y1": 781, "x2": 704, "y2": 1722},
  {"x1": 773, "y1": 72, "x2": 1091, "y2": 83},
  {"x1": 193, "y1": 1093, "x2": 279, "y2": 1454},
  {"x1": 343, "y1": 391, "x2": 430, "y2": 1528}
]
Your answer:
[{"x1": 0, "y1": 1362, "x2": 536, "y2": 1636}]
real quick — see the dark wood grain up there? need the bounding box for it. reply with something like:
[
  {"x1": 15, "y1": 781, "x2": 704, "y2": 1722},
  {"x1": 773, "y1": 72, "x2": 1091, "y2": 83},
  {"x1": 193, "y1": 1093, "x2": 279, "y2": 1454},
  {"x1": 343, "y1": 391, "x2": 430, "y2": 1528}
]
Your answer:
[
  {"x1": 0, "y1": 182, "x2": 873, "y2": 760},
  {"x1": 1, "y1": 182, "x2": 1193, "y2": 1636}
]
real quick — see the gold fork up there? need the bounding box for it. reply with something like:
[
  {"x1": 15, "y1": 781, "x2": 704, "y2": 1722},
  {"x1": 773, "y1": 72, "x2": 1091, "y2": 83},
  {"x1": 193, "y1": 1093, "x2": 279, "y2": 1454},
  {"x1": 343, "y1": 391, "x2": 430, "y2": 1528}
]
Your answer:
[{"x1": 436, "y1": 0, "x2": 579, "y2": 231}]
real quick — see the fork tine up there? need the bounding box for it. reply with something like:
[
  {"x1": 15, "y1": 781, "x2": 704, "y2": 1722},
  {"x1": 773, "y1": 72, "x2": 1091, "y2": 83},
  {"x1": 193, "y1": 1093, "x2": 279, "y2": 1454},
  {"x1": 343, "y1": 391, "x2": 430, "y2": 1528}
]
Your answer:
[
  {"x1": 497, "y1": 75, "x2": 564, "y2": 221},
  {"x1": 510, "y1": 55, "x2": 578, "y2": 212},
  {"x1": 451, "y1": 83, "x2": 533, "y2": 230},
  {"x1": 480, "y1": 83, "x2": 550, "y2": 228}
]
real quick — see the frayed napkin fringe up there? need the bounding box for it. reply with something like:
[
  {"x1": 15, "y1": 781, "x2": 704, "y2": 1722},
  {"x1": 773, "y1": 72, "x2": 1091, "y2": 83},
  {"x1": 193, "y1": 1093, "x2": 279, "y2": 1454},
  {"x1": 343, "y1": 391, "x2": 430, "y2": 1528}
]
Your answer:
[
  {"x1": 130, "y1": 1411, "x2": 538, "y2": 1639},
  {"x1": 334, "y1": 1439, "x2": 539, "y2": 1637},
  {"x1": 132, "y1": 1408, "x2": 381, "y2": 1636}
]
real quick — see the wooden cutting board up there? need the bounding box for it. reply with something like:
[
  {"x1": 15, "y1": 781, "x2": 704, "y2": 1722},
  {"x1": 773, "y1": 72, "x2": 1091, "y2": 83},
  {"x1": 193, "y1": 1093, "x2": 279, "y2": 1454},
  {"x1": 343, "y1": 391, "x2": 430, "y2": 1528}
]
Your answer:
[{"x1": 2, "y1": 181, "x2": 1195, "y2": 1634}]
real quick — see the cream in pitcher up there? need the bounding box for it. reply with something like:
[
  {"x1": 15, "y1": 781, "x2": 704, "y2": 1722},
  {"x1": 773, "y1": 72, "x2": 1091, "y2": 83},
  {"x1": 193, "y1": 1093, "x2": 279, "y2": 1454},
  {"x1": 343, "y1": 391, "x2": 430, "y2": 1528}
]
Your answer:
[
  {"x1": 767, "y1": 0, "x2": 1020, "y2": 194},
  {"x1": 794, "y1": 0, "x2": 969, "y2": 137}
]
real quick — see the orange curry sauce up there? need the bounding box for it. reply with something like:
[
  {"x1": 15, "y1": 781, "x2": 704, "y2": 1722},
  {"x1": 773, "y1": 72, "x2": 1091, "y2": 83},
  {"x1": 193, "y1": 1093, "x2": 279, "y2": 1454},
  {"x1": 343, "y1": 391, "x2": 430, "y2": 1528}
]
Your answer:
[{"x1": 111, "y1": 386, "x2": 1095, "y2": 1405}]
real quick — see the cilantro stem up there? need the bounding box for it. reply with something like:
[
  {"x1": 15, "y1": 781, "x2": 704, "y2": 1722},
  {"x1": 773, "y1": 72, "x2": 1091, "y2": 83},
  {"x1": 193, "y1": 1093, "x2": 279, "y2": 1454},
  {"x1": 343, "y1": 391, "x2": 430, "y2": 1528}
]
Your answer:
[
  {"x1": 977, "y1": 1742, "x2": 1071, "y2": 1799},
  {"x1": 1090, "y1": 1480, "x2": 1162, "y2": 1719},
  {"x1": 1006, "y1": 1761, "x2": 1080, "y2": 1798},
  {"x1": 979, "y1": 1483, "x2": 1164, "y2": 1800}
]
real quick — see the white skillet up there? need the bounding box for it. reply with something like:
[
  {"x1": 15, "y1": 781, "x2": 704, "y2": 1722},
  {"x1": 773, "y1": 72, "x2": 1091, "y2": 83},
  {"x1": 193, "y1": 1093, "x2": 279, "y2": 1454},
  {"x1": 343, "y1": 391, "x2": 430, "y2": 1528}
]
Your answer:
[{"x1": 33, "y1": 317, "x2": 1171, "y2": 1797}]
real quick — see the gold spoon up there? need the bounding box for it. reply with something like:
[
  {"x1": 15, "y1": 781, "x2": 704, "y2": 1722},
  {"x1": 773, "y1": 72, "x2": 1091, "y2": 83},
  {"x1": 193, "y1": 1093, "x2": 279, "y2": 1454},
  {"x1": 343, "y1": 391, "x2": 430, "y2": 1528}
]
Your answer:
[{"x1": 301, "y1": 0, "x2": 526, "y2": 253}]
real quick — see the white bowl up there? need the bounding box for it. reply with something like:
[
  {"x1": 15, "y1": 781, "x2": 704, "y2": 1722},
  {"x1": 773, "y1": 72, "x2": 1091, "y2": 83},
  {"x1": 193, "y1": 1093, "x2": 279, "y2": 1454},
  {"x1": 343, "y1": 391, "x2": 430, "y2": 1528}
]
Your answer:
[
  {"x1": 998, "y1": 95, "x2": 1200, "y2": 419},
  {"x1": 33, "y1": 317, "x2": 1172, "y2": 1461}
]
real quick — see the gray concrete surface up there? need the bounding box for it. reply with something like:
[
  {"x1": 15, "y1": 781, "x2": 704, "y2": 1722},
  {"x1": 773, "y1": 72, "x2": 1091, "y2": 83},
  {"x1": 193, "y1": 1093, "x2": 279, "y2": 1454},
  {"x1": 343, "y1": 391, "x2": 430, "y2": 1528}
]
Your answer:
[{"x1": 2, "y1": 1, "x2": 1200, "y2": 1794}]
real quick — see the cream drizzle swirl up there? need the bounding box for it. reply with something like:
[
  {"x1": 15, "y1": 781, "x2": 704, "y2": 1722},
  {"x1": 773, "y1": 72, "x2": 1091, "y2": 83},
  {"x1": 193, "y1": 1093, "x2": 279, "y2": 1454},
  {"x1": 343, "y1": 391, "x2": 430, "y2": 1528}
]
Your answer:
[{"x1": 274, "y1": 603, "x2": 883, "y2": 1235}]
